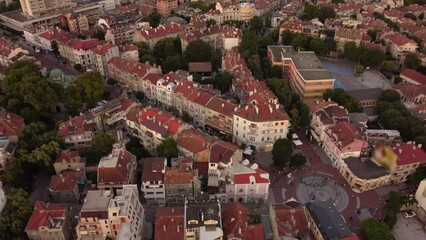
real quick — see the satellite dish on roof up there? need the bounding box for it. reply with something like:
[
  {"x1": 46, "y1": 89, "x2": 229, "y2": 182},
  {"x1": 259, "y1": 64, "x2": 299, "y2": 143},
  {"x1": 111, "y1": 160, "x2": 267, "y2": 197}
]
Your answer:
[
  {"x1": 242, "y1": 159, "x2": 249, "y2": 166},
  {"x1": 250, "y1": 163, "x2": 258, "y2": 170}
]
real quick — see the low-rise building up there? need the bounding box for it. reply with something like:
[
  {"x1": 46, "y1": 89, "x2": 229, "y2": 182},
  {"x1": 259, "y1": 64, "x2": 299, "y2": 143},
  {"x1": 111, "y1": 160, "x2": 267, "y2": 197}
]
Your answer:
[
  {"x1": 53, "y1": 149, "x2": 86, "y2": 174},
  {"x1": 92, "y1": 43, "x2": 120, "y2": 77},
  {"x1": 155, "y1": 207, "x2": 185, "y2": 240},
  {"x1": 25, "y1": 202, "x2": 71, "y2": 240},
  {"x1": 61, "y1": 13, "x2": 89, "y2": 34},
  {"x1": 223, "y1": 203, "x2": 264, "y2": 240},
  {"x1": 233, "y1": 104, "x2": 290, "y2": 151},
  {"x1": 415, "y1": 179, "x2": 426, "y2": 224},
  {"x1": 57, "y1": 115, "x2": 96, "y2": 150},
  {"x1": 346, "y1": 88, "x2": 383, "y2": 108},
  {"x1": 133, "y1": 23, "x2": 184, "y2": 49},
  {"x1": 394, "y1": 83, "x2": 426, "y2": 104},
  {"x1": 184, "y1": 194, "x2": 223, "y2": 240},
  {"x1": 400, "y1": 68, "x2": 426, "y2": 86},
  {"x1": 164, "y1": 165, "x2": 201, "y2": 205},
  {"x1": 0, "y1": 110, "x2": 24, "y2": 171},
  {"x1": 269, "y1": 200, "x2": 310, "y2": 240},
  {"x1": 141, "y1": 157, "x2": 167, "y2": 206},
  {"x1": 0, "y1": 38, "x2": 34, "y2": 66},
  {"x1": 157, "y1": 0, "x2": 178, "y2": 17},
  {"x1": 322, "y1": 122, "x2": 368, "y2": 168},
  {"x1": 268, "y1": 45, "x2": 335, "y2": 99},
  {"x1": 334, "y1": 28, "x2": 363, "y2": 51},
  {"x1": 97, "y1": 143, "x2": 137, "y2": 193},
  {"x1": 57, "y1": 38, "x2": 100, "y2": 69},
  {"x1": 49, "y1": 170, "x2": 85, "y2": 203},
  {"x1": 365, "y1": 129, "x2": 401, "y2": 144},
  {"x1": 305, "y1": 200, "x2": 358, "y2": 240},
  {"x1": 382, "y1": 32, "x2": 418, "y2": 62}
]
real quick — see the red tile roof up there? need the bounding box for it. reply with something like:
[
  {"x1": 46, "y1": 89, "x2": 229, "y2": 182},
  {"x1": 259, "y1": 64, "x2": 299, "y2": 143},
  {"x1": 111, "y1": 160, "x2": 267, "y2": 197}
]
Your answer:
[
  {"x1": 49, "y1": 171, "x2": 83, "y2": 191},
  {"x1": 55, "y1": 150, "x2": 84, "y2": 164},
  {"x1": 400, "y1": 68, "x2": 426, "y2": 85},
  {"x1": 392, "y1": 143, "x2": 426, "y2": 166},
  {"x1": 326, "y1": 122, "x2": 365, "y2": 149},
  {"x1": 209, "y1": 141, "x2": 239, "y2": 164},
  {"x1": 308, "y1": 100, "x2": 338, "y2": 113},
  {"x1": 97, "y1": 146, "x2": 136, "y2": 184},
  {"x1": 164, "y1": 167, "x2": 197, "y2": 184},
  {"x1": 234, "y1": 104, "x2": 289, "y2": 122},
  {"x1": 383, "y1": 32, "x2": 417, "y2": 47},
  {"x1": 138, "y1": 107, "x2": 186, "y2": 137},
  {"x1": 177, "y1": 128, "x2": 217, "y2": 154},
  {"x1": 155, "y1": 207, "x2": 184, "y2": 240},
  {"x1": 233, "y1": 163, "x2": 270, "y2": 184},
  {"x1": 0, "y1": 111, "x2": 24, "y2": 138},
  {"x1": 38, "y1": 28, "x2": 73, "y2": 41},
  {"x1": 92, "y1": 43, "x2": 117, "y2": 55},
  {"x1": 57, "y1": 115, "x2": 96, "y2": 137},
  {"x1": 141, "y1": 157, "x2": 166, "y2": 182},
  {"x1": 394, "y1": 82, "x2": 426, "y2": 99},
  {"x1": 270, "y1": 202, "x2": 309, "y2": 238},
  {"x1": 222, "y1": 203, "x2": 264, "y2": 240},
  {"x1": 206, "y1": 97, "x2": 237, "y2": 117},
  {"x1": 139, "y1": 23, "x2": 183, "y2": 40},
  {"x1": 25, "y1": 201, "x2": 67, "y2": 231}
]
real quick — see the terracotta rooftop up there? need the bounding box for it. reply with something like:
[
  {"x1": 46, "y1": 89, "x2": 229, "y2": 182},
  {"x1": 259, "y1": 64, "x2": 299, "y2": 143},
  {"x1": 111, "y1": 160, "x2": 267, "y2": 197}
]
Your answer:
[
  {"x1": 97, "y1": 145, "x2": 136, "y2": 185},
  {"x1": 209, "y1": 141, "x2": 239, "y2": 164},
  {"x1": 234, "y1": 104, "x2": 289, "y2": 122},
  {"x1": 270, "y1": 200, "x2": 310, "y2": 238},
  {"x1": 141, "y1": 157, "x2": 166, "y2": 182},
  {"x1": 57, "y1": 115, "x2": 96, "y2": 137},
  {"x1": 164, "y1": 167, "x2": 197, "y2": 185},
  {"x1": 383, "y1": 32, "x2": 417, "y2": 47},
  {"x1": 138, "y1": 107, "x2": 186, "y2": 137},
  {"x1": 392, "y1": 143, "x2": 426, "y2": 166},
  {"x1": 155, "y1": 207, "x2": 185, "y2": 240},
  {"x1": 176, "y1": 128, "x2": 217, "y2": 155},
  {"x1": 49, "y1": 171, "x2": 84, "y2": 191},
  {"x1": 326, "y1": 122, "x2": 365, "y2": 149},
  {"x1": 400, "y1": 68, "x2": 426, "y2": 85},
  {"x1": 139, "y1": 23, "x2": 183, "y2": 40},
  {"x1": 394, "y1": 83, "x2": 426, "y2": 100},
  {"x1": 0, "y1": 110, "x2": 24, "y2": 138},
  {"x1": 223, "y1": 203, "x2": 264, "y2": 240},
  {"x1": 55, "y1": 149, "x2": 84, "y2": 164},
  {"x1": 25, "y1": 201, "x2": 67, "y2": 231}
]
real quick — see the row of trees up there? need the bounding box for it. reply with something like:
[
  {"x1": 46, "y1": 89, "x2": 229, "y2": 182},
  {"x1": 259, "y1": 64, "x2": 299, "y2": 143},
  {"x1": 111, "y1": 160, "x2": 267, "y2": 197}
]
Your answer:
[
  {"x1": 343, "y1": 42, "x2": 386, "y2": 68},
  {"x1": 302, "y1": 4, "x2": 336, "y2": 23},
  {"x1": 323, "y1": 89, "x2": 362, "y2": 113},
  {"x1": 376, "y1": 90, "x2": 426, "y2": 150},
  {"x1": 193, "y1": 71, "x2": 234, "y2": 93},
  {"x1": 281, "y1": 30, "x2": 337, "y2": 55}
]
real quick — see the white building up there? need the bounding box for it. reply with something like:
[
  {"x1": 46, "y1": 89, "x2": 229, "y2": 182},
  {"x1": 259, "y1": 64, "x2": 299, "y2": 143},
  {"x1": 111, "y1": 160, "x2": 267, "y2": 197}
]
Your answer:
[
  {"x1": 141, "y1": 158, "x2": 167, "y2": 206},
  {"x1": 0, "y1": 181, "x2": 6, "y2": 214},
  {"x1": 233, "y1": 104, "x2": 290, "y2": 152},
  {"x1": 415, "y1": 179, "x2": 426, "y2": 224},
  {"x1": 92, "y1": 43, "x2": 120, "y2": 77}
]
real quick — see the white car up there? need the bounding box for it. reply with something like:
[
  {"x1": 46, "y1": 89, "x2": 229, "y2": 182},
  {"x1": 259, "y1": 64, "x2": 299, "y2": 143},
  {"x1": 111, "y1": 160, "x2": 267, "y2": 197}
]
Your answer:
[{"x1": 403, "y1": 211, "x2": 416, "y2": 218}]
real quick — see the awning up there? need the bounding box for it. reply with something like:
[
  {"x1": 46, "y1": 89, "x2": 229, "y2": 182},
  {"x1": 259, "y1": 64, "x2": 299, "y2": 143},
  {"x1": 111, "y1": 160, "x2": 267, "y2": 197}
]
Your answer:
[
  {"x1": 292, "y1": 133, "x2": 299, "y2": 139},
  {"x1": 244, "y1": 148, "x2": 253, "y2": 155},
  {"x1": 293, "y1": 140, "x2": 303, "y2": 146}
]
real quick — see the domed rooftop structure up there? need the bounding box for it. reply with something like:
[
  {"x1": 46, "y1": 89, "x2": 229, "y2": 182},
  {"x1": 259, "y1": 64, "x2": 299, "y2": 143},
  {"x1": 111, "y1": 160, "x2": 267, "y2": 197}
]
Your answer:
[{"x1": 164, "y1": 16, "x2": 188, "y2": 25}]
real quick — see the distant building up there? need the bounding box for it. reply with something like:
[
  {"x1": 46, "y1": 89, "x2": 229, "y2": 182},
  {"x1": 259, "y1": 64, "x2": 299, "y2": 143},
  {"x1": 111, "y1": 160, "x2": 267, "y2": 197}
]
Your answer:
[
  {"x1": 305, "y1": 200, "x2": 359, "y2": 240},
  {"x1": 334, "y1": 28, "x2": 363, "y2": 51},
  {"x1": 346, "y1": 88, "x2": 383, "y2": 108},
  {"x1": 97, "y1": 143, "x2": 137, "y2": 193},
  {"x1": 156, "y1": 0, "x2": 178, "y2": 17},
  {"x1": 25, "y1": 202, "x2": 71, "y2": 240},
  {"x1": 20, "y1": 0, "x2": 75, "y2": 17},
  {"x1": 184, "y1": 194, "x2": 223, "y2": 240},
  {"x1": 141, "y1": 157, "x2": 167, "y2": 206},
  {"x1": 400, "y1": 68, "x2": 426, "y2": 85},
  {"x1": 61, "y1": 13, "x2": 89, "y2": 34},
  {"x1": 268, "y1": 46, "x2": 335, "y2": 99},
  {"x1": 53, "y1": 149, "x2": 86, "y2": 174}
]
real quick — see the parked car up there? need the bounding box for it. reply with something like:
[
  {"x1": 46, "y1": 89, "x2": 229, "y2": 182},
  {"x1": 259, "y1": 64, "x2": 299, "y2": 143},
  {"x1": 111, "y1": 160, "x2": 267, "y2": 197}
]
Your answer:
[{"x1": 403, "y1": 211, "x2": 416, "y2": 218}]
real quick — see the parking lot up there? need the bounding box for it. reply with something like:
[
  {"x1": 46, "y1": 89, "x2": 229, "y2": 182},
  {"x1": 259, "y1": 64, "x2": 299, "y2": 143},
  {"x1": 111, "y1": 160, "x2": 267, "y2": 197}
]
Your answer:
[{"x1": 392, "y1": 213, "x2": 426, "y2": 240}]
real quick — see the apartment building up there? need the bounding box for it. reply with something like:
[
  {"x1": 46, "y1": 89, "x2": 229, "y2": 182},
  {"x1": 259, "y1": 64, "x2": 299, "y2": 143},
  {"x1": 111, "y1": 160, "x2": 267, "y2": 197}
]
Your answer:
[
  {"x1": 57, "y1": 38, "x2": 100, "y2": 69},
  {"x1": 57, "y1": 115, "x2": 96, "y2": 150},
  {"x1": 322, "y1": 122, "x2": 368, "y2": 168},
  {"x1": 53, "y1": 150, "x2": 86, "y2": 174},
  {"x1": 334, "y1": 28, "x2": 363, "y2": 51},
  {"x1": 415, "y1": 179, "x2": 426, "y2": 224},
  {"x1": 0, "y1": 38, "x2": 33, "y2": 66},
  {"x1": 216, "y1": 2, "x2": 240, "y2": 22},
  {"x1": 27, "y1": 27, "x2": 74, "y2": 51},
  {"x1": 268, "y1": 45, "x2": 335, "y2": 99},
  {"x1": 92, "y1": 43, "x2": 120, "y2": 77},
  {"x1": 155, "y1": 207, "x2": 185, "y2": 240},
  {"x1": 269, "y1": 200, "x2": 310, "y2": 240},
  {"x1": 309, "y1": 102, "x2": 349, "y2": 144},
  {"x1": 25, "y1": 202, "x2": 71, "y2": 240},
  {"x1": 61, "y1": 13, "x2": 89, "y2": 34},
  {"x1": 204, "y1": 96, "x2": 238, "y2": 138},
  {"x1": 49, "y1": 171, "x2": 85, "y2": 203},
  {"x1": 382, "y1": 32, "x2": 418, "y2": 62},
  {"x1": 156, "y1": 0, "x2": 178, "y2": 17},
  {"x1": 141, "y1": 157, "x2": 167, "y2": 206},
  {"x1": 391, "y1": 143, "x2": 426, "y2": 183},
  {"x1": 19, "y1": 0, "x2": 75, "y2": 17},
  {"x1": 124, "y1": 107, "x2": 189, "y2": 153},
  {"x1": 119, "y1": 44, "x2": 139, "y2": 62},
  {"x1": 0, "y1": 110, "x2": 24, "y2": 171},
  {"x1": 107, "y1": 57, "x2": 162, "y2": 92},
  {"x1": 184, "y1": 194, "x2": 223, "y2": 240},
  {"x1": 305, "y1": 201, "x2": 359, "y2": 240},
  {"x1": 165, "y1": 165, "x2": 201, "y2": 205},
  {"x1": 208, "y1": 141, "x2": 242, "y2": 188},
  {"x1": 97, "y1": 144, "x2": 137, "y2": 193},
  {"x1": 76, "y1": 186, "x2": 144, "y2": 240},
  {"x1": 176, "y1": 128, "x2": 218, "y2": 162},
  {"x1": 233, "y1": 104, "x2": 290, "y2": 151},
  {"x1": 133, "y1": 23, "x2": 184, "y2": 49},
  {"x1": 394, "y1": 83, "x2": 426, "y2": 104}
]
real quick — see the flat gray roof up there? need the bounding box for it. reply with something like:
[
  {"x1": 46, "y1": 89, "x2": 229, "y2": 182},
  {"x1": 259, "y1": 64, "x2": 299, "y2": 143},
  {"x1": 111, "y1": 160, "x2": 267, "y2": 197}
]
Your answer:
[
  {"x1": 268, "y1": 45, "x2": 334, "y2": 81},
  {"x1": 344, "y1": 157, "x2": 388, "y2": 180},
  {"x1": 346, "y1": 88, "x2": 383, "y2": 101}
]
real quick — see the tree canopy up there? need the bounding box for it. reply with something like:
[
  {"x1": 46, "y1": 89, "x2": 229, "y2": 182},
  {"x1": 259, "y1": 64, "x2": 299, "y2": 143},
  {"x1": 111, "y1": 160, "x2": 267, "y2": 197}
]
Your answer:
[
  {"x1": 362, "y1": 218, "x2": 393, "y2": 240},
  {"x1": 85, "y1": 132, "x2": 116, "y2": 164},
  {"x1": 126, "y1": 136, "x2": 151, "y2": 159},
  {"x1": 272, "y1": 138, "x2": 293, "y2": 168},
  {"x1": 184, "y1": 39, "x2": 212, "y2": 62},
  {"x1": 404, "y1": 53, "x2": 421, "y2": 70},
  {"x1": 323, "y1": 89, "x2": 362, "y2": 113},
  {"x1": 156, "y1": 138, "x2": 179, "y2": 159},
  {"x1": 303, "y1": 4, "x2": 336, "y2": 23}
]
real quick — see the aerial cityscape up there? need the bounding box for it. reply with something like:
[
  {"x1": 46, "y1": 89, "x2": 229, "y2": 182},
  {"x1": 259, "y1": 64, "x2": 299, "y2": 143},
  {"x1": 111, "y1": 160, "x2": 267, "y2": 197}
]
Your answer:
[{"x1": 0, "y1": 0, "x2": 425, "y2": 239}]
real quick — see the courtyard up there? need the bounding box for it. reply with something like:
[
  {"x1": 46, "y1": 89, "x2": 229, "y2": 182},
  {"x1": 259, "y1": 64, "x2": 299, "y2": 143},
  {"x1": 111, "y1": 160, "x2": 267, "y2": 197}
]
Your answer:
[{"x1": 392, "y1": 213, "x2": 426, "y2": 240}]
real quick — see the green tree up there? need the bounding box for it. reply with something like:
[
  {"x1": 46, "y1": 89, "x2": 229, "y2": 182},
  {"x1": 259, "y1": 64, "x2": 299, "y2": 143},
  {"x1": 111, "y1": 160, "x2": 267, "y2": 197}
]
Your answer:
[
  {"x1": 154, "y1": 38, "x2": 180, "y2": 63},
  {"x1": 94, "y1": 30, "x2": 106, "y2": 41},
  {"x1": 249, "y1": 16, "x2": 263, "y2": 34},
  {"x1": 0, "y1": 188, "x2": 33, "y2": 239},
  {"x1": 66, "y1": 72, "x2": 104, "y2": 114},
  {"x1": 404, "y1": 12, "x2": 417, "y2": 20},
  {"x1": 163, "y1": 55, "x2": 186, "y2": 73},
  {"x1": 291, "y1": 34, "x2": 309, "y2": 51},
  {"x1": 343, "y1": 42, "x2": 360, "y2": 61},
  {"x1": 239, "y1": 30, "x2": 259, "y2": 59},
  {"x1": 74, "y1": 63, "x2": 83, "y2": 71},
  {"x1": 211, "y1": 51, "x2": 222, "y2": 72},
  {"x1": 269, "y1": 65, "x2": 283, "y2": 78},
  {"x1": 185, "y1": 39, "x2": 212, "y2": 62},
  {"x1": 290, "y1": 108, "x2": 300, "y2": 126},
  {"x1": 272, "y1": 138, "x2": 293, "y2": 168},
  {"x1": 367, "y1": 29, "x2": 379, "y2": 41},
  {"x1": 380, "y1": 60, "x2": 397, "y2": 72},
  {"x1": 323, "y1": 89, "x2": 362, "y2": 113},
  {"x1": 355, "y1": 65, "x2": 365, "y2": 75},
  {"x1": 142, "y1": 11, "x2": 161, "y2": 27},
  {"x1": 361, "y1": 218, "x2": 393, "y2": 240},
  {"x1": 359, "y1": 47, "x2": 386, "y2": 68},
  {"x1": 126, "y1": 136, "x2": 150, "y2": 159},
  {"x1": 379, "y1": 89, "x2": 401, "y2": 102},
  {"x1": 394, "y1": 76, "x2": 402, "y2": 84},
  {"x1": 206, "y1": 19, "x2": 216, "y2": 27},
  {"x1": 324, "y1": 37, "x2": 337, "y2": 52},
  {"x1": 310, "y1": 37, "x2": 328, "y2": 55},
  {"x1": 289, "y1": 153, "x2": 306, "y2": 168},
  {"x1": 87, "y1": 132, "x2": 115, "y2": 163},
  {"x1": 404, "y1": 53, "x2": 421, "y2": 69},
  {"x1": 156, "y1": 138, "x2": 179, "y2": 158},
  {"x1": 281, "y1": 30, "x2": 294, "y2": 45}
]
